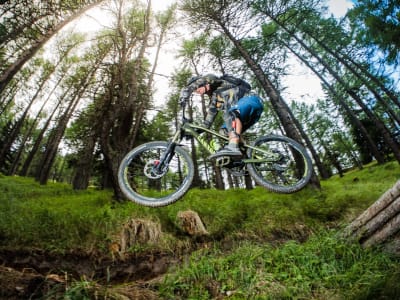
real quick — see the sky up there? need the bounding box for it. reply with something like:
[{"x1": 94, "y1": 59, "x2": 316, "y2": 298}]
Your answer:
[
  {"x1": 327, "y1": 0, "x2": 354, "y2": 18},
  {"x1": 72, "y1": 0, "x2": 354, "y2": 107},
  {"x1": 279, "y1": 0, "x2": 354, "y2": 102}
]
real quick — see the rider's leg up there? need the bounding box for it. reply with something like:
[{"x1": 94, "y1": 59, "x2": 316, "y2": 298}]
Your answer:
[
  {"x1": 228, "y1": 114, "x2": 242, "y2": 146},
  {"x1": 225, "y1": 95, "x2": 263, "y2": 148},
  {"x1": 209, "y1": 111, "x2": 242, "y2": 158}
]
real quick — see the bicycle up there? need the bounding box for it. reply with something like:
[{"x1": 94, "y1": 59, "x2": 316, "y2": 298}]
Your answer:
[{"x1": 118, "y1": 98, "x2": 313, "y2": 207}]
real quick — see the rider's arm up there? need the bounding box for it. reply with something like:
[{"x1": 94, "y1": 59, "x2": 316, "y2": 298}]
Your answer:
[
  {"x1": 181, "y1": 74, "x2": 223, "y2": 129},
  {"x1": 203, "y1": 100, "x2": 218, "y2": 128}
]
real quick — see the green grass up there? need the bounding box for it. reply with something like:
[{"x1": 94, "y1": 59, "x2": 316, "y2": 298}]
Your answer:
[
  {"x1": 0, "y1": 161, "x2": 399, "y2": 298},
  {"x1": 159, "y1": 232, "x2": 400, "y2": 299},
  {"x1": 0, "y1": 175, "x2": 131, "y2": 252}
]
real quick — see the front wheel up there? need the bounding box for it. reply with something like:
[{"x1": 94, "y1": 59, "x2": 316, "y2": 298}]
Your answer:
[
  {"x1": 246, "y1": 135, "x2": 313, "y2": 193},
  {"x1": 118, "y1": 141, "x2": 194, "y2": 207}
]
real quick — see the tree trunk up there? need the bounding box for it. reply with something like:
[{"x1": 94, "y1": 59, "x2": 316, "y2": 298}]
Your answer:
[
  {"x1": 0, "y1": 66, "x2": 54, "y2": 169},
  {"x1": 280, "y1": 38, "x2": 386, "y2": 164},
  {"x1": 288, "y1": 101, "x2": 329, "y2": 181},
  {"x1": 273, "y1": 18, "x2": 400, "y2": 163},
  {"x1": 244, "y1": 173, "x2": 253, "y2": 190},
  {"x1": 304, "y1": 28, "x2": 400, "y2": 111},
  {"x1": 98, "y1": 0, "x2": 157, "y2": 201},
  {"x1": 0, "y1": 1, "x2": 104, "y2": 94},
  {"x1": 214, "y1": 164, "x2": 225, "y2": 190},
  {"x1": 35, "y1": 50, "x2": 103, "y2": 184},
  {"x1": 0, "y1": 82, "x2": 18, "y2": 114},
  {"x1": 7, "y1": 69, "x2": 64, "y2": 175},
  {"x1": 127, "y1": 0, "x2": 152, "y2": 149},
  {"x1": 72, "y1": 133, "x2": 97, "y2": 190},
  {"x1": 343, "y1": 180, "x2": 400, "y2": 255},
  {"x1": 346, "y1": 56, "x2": 400, "y2": 110},
  {"x1": 302, "y1": 28, "x2": 400, "y2": 125},
  {"x1": 36, "y1": 95, "x2": 80, "y2": 184},
  {"x1": 19, "y1": 100, "x2": 61, "y2": 176}
]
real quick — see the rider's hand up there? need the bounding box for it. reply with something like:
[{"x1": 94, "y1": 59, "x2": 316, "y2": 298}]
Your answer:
[
  {"x1": 179, "y1": 89, "x2": 191, "y2": 107},
  {"x1": 180, "y1": 88, "x2": 191, "y2": 99}
]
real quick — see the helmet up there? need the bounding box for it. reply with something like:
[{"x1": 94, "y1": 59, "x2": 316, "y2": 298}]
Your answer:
[
  {"x1": 187, "y1": 75, "x2": 204, "y2": 86},
  {"x1": 187, "y1": 74, "x2": 218, "y2": 87}
]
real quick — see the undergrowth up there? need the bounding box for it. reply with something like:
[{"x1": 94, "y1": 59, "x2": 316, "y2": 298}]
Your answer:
[{"x1": 0, "y1": 161, "x2": 399, "y2": 298}]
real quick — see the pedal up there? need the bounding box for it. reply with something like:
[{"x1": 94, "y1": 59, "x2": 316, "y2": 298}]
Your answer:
[{"x1": 214, "y1": 156, "x2": 231, "y2": 167}]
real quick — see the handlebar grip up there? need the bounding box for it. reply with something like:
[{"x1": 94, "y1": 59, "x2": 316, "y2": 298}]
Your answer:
[
  {"x1": 180, "y1": 97, "x2": 189, "y2": 106},
  {"x1": 180, "y1": 88, "x2": 191, "y2": 99}
]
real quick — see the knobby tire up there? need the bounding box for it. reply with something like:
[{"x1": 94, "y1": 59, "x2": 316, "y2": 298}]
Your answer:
[
  {"x1": 246, "y1": 135, "x2": 312, "y2": 193},
  {"x1": 118, "y1": 141, "x2": 194, "y2": 207}
]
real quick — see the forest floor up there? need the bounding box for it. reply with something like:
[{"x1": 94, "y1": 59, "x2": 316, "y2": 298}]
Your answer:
[
  {"x1": 0, "y1": 230, "x2": 306, "y2": 299},
  {"x1": 1, "y1": 161, "x2": 400, "y2": 299}
]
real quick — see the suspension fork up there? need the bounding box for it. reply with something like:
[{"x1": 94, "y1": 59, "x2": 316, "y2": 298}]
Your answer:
[{"x1": 153, "y1": 130, "x2": 181, "y2": 174}]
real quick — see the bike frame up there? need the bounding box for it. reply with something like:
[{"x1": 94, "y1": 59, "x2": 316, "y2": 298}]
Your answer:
[
  {"x1": 170, "y1": 121, "x2": 277, "y2": 165},
  {"x1": 153, "y1": 99, "x2": 279, "y2": 174}
]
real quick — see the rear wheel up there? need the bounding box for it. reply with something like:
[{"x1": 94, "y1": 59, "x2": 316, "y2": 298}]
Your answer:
[
  {"x1": 118, "y1": 141, "x2": 194, "y2": 207},
  {"x1": 246, "y1": 135, "x2": 312, "y2": 193}
]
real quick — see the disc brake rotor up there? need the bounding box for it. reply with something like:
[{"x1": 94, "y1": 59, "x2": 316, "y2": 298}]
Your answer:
[{"x1": 143, "y1": 160, "x2": 166, "y2": 179}]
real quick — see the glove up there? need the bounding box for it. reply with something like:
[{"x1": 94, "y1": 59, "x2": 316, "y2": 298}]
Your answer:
[
  {"x1": 180, "y1": 88, "x2": 191, "y2": 99},
  {"x1": 179, "y1": 88, "x2": 191, "y2": 107}
]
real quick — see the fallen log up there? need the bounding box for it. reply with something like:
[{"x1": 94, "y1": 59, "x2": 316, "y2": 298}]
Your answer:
[{"x1": 343, "y1": 180, "x2": 400, "y2": 255}]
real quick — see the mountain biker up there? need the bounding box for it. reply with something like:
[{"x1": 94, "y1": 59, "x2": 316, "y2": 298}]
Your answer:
[{"x1": 180, "y1": 73, "x2": 264, "y2": 158}]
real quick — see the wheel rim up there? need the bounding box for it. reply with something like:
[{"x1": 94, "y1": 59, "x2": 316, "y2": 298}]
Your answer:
[
  {"x1": 120, "y1": 144, "x2": 193, "y2": 204},
  {"x1": 249, "y1": 137, "x2": 310, "y2": 192}
]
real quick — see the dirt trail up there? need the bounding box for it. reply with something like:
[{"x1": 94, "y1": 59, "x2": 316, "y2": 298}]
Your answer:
[{"x1": 0, "y1": 248, "x2": 179, "y2": 299}]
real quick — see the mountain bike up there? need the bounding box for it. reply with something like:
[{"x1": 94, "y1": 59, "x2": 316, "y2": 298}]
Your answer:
[{"x1": 118, "y1": 99, "x2": 313, "y2": 207}]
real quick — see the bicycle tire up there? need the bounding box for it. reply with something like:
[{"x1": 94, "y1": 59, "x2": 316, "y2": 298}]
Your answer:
[
  {"x1": 118, "y1": 141, "x2": 194, "y2": 207},
  {"x1": 246, "y1": 135, "x2": 312, "y2": 193}
]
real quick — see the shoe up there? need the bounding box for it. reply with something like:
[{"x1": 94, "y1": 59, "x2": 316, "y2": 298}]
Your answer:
[{"x1": 209, "y1": 144, "x2": 242, "y2": 160}]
